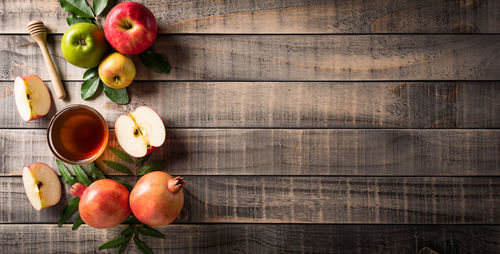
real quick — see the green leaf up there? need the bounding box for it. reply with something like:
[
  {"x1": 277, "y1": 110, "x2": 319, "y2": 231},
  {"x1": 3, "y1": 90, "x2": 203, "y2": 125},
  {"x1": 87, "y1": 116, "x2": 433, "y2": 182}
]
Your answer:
[
  {"x1": 59, "y1": 0, "x2": 94, "y2": 18},
  {"x1": 83, "y1": 67, "x2": 98, "y2": 80},
  {"x1": 72, "y1": 212, "x2": 84, "y2": 230},
  {"x1": 58, "y1": 197, "x2": 80, "y2": 227},
  {"x1": 66, "y1": 14, "x2": 92, "y2": 26},
  {"x1": 121, "y1": 225, "x2": 135, "y2": 237},
  {"x1": 134, "y1": 236, "x2": 154, "y2": 254},
  {"x1": 103, "y1": 160, "x2": 133, "y2": 175},
  {"x1": 93, "y1": 0, "x2": 108, "y2": 16},
  {"x1": 72, "y1": 165, "x2": 92, "y2": 186},
  {"x1": 117, "y1": 238, "x2": 131, "y2": 254},
  {"x1": 110, "y1": 147, "x2": 134, "y2": 164},
  {"x1": 136, "y1": 153, "x2": 151, "y2": 166},
  {"x1": 138, "y1": 225, "x2": 165, "y2": 238},
  {"x1": 88, "y1": 162, "x2": 106, "y2": 180},
  {"x1": 104, "y1": 85, "x2": 129, "y2": 105},
  {"x1": 98, "y1": 236, "x2": 130, "y2": 250},
  {"x1": 81, "y1": 74, "x2": 101, "y2": 99},
  {"x1": 56, "y1": 159, "x2": 76, "y2": 185},
  {"x1": 139, "y1": 49, "x2": 171, "y2": 74},
  {"x1": 138, "y1": 161, "x2": 165, "y2": 176},
  {"x1": 108, "y1": 176, "x2": 133, "y2": 192}
]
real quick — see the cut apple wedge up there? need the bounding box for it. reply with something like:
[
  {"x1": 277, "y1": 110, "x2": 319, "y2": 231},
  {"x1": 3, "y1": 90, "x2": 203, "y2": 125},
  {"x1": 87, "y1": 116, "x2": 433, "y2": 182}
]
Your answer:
[
  {"x1": 22, "y1": 163, "x2": 61, "y2": 210},
  {"x1": 14, "y1": 75, "x2": 51, "y2": 121},
  {"x1": 115, "y1": 106, "x2": 166, "y2": 157}
]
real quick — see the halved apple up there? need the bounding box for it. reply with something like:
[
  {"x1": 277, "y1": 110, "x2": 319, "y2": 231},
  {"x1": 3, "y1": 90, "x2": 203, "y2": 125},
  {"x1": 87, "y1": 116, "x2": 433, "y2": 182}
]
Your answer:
[
  {"x1": 115, "y1": 106, "x2": 166, "y2": 157},
  {"x1": 14, "y1": 75, "x2": 51, "y2": 121},
  {"x1": 22, "y1": 163, "x2": 61, "y2": 210}
]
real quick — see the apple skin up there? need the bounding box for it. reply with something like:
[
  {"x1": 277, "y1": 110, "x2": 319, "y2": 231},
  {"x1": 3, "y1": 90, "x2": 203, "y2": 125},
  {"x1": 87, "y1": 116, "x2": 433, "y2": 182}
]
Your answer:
[
  {"x1": 14, "y1": 75, "x2": 51, "y2": 121},
  {"x1": 104, "y1": 2, "x2": 157, "y2": 55},
  {"x1": 61, "y1": 23, "x2": 108, "y2": 68},
  {"x1": 130, "y1": 171, "x2": 185, "y2": 226},
  {"x1": 98, "y1": 52, "x2": 136, "y2": 89},
  {"x1": 73, "y1": 179, "x2": 130, "y2": 229}
]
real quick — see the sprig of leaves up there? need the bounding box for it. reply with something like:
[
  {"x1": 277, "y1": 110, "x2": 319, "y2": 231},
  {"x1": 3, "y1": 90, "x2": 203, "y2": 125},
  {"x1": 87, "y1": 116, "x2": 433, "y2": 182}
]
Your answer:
[
  {"x1": 111, "y1": 147, "x2": 134, "y2": 163},
  {"x1": 99, "y1": 224, "x2": 161, "y2": 253},
  {"x1": 138, "y1": 225, "x2": 165, "y2": 238},
  {"x1": 138, "y1": 161, "x2": 165, "y2": 176},
  {"x1": 89, "y1": 162, "x2": 105, "y2": 180},
  {"x1": 134, "y1": 236, "x2": 154, "y2": 254},
  {"x1": 72, "y1": 165, "x2": 92, "y2": 186},
  {"x1": 104, "y1": 147, "x2": 165, "y2": 176},
  {"x1": 60, "y1": 0, "x2": 95, "y2": 19},
  {"x1": 72, "y1": 212, "x2": 84, "y2": 230},
  {"x1": 56, "y1": 159, "x2": 77, "y2": 185},
  {"x1": 140, "y1": 49, "x2": 171, "y2": 74},
  {"x1": 103, "y1": 160, "x2": 133, "y2": 175},
  {"x1": 58, "y1": 197, "x2": 80, "y2": 227},
  {"x1": 81, "y1": 68, "x2": 101, "y2": 99},
  {"x1": 136, "y1": 153, "x2": 152, "y2": 166},
  {"x1": 60, "y1": 0, "x2": 109, "y2": 25}
]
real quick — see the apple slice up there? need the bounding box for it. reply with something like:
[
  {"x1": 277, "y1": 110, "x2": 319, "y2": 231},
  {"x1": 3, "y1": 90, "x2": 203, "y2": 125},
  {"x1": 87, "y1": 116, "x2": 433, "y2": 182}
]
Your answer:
[
  {"x1": 22, "y1": 163, "x2": 61, "y2": 210},
  {"x1": 14, "y1": 75, "x2": 51, "y2": 121},
  {"x1": 115, "y1": 106, "x2": 166, "y2": 157}
]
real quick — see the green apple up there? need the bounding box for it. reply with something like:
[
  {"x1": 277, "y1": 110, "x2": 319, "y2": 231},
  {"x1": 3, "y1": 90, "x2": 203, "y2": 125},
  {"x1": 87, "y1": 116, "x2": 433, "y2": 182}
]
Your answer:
[
  {"x1": 61, "y1": 23, "x2": 108, "y2": 69},
  {"x1": 98, "y1": 52, "x2": 136, "y2": 89}
]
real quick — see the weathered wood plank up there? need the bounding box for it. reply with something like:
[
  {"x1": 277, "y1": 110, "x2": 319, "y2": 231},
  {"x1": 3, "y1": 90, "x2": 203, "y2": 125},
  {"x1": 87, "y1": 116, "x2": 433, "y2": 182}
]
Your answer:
[
  {"x1": 1, "y1": 0, "x2": 499, "y2": 34},
  {"x1": 2, "y1": 81, "x2": 500, "y2": 129},
  {"x1": 2, "y1": 35, "x2": 500, "y2": 81},
  {"x1": 0, "y1": 224, "x2": 499, "y2": 254},
  {"x1": 0, "y1": 176, "x2": 498, "y2": 224},
  {"x1": 1, "y1": 129, "x2": 499, "y2": 176}
]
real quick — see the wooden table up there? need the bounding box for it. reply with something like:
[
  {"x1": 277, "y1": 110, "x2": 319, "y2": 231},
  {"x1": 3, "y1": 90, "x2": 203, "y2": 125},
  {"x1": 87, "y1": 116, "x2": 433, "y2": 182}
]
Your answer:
[{"x1": 0, "y1": 0, "x2": 499, "y2": 253}]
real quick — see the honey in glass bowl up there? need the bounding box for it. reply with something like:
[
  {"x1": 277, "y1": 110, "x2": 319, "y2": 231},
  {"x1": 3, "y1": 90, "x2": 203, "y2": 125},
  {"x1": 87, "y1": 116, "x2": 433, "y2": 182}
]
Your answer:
[{"x1": 47, "y1": 104, "x2": 108, "y2": 164}]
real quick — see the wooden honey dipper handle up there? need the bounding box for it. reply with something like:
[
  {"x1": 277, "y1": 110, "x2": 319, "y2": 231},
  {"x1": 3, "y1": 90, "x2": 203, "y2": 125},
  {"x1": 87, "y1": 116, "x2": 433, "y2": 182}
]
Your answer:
[
  {"x1": 27, "y1": 20, "x2": 66, "y2": 99},
  {"x1": 37, "y1": 40, "x2": 66, "y2": 99}
]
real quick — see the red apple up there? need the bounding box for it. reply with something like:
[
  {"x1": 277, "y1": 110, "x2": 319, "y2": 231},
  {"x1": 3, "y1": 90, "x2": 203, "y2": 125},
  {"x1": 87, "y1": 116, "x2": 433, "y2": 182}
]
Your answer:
[
  {"x1": 104, "y1": 2, "x2": 157, "y2": 55},
  {"x1": 71, "y1": 179, "x2": 130, "y2": 229},
  {"x1": 22, "y1": 163, "x2": 61, "y2": 210},
  {"x1": 115, "y1": 106, "x2": 166, "y2": 157},
  {"x1": 129, "y1": 171, "x2": 185, "y2": 226},
  {"x1": 14, "y1": 75, "x2": 51, "y2": 121}
]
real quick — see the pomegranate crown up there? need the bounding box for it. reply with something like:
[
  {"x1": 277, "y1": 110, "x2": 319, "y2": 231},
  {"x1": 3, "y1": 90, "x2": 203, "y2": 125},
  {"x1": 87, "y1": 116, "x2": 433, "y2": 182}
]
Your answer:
[{"x1": 168, "y1": 177, "x2": 185, "y2": 193}]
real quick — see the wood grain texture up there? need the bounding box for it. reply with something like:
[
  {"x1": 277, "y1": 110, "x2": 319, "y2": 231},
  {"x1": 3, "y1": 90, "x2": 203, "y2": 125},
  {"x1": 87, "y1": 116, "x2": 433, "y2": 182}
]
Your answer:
[
  {"x1": 0, "y1": 129, "x2": 499, "y2": 176},
  {"x1": 0, "y1": 224, "x2": 499, "y2": 254},
  {"x1": 1, "y1": 35, "x2": 500, "y2": 81},
  {"x1": 1, "y1": 176, "x2": 499, "y2": 224},
  {"x1": 1, "y1": 0, "x2": 499, "y2": 34},
  {"x1": 1, "y1": 81, "x2": 500, "y2": 129}
]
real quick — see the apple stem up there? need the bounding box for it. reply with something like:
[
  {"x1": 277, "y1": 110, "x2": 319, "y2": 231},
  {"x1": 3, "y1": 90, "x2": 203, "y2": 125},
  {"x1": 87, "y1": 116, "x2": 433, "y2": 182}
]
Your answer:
[
  {"x1": 70, "y1": 182, "x2": 87, "y2": 198},
  {"x1": 168, "y1": 177, "x2": 185, "y2": 193}
]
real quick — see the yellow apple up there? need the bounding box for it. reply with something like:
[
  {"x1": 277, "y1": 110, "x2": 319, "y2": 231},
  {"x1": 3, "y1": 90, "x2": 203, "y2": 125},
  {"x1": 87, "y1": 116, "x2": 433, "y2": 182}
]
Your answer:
[{"x1": 98, "y1": 52, "x2": 136, "y2": 89}]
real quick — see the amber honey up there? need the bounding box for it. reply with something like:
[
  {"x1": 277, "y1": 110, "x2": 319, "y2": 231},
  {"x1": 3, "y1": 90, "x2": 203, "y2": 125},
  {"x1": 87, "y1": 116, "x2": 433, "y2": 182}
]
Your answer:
[{"x1": 48, "y1": 105, "x2": 108, "y2": 164}]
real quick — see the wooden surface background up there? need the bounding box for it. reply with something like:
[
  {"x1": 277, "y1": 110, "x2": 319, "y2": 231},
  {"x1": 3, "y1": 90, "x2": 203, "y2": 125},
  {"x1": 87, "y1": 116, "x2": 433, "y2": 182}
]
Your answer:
[{"x1": 0, "y1": 0, "x2": 499, "y2": 253}]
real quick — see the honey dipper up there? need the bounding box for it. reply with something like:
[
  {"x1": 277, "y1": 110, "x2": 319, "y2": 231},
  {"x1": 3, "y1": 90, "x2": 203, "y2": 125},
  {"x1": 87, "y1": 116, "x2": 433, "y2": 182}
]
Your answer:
[{"x1": 27, "y1": 20, "x2": 66, "y2": 99}]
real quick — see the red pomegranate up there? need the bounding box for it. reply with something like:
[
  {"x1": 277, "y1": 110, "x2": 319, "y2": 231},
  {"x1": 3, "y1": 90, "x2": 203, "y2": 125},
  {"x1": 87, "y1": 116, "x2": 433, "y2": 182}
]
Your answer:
[
  {"x1": 129, "y1": 171, "x2": 185, "y2": 226},
  {"x1": 71, "y1": 179, "x2": 130, "y2": 229}
]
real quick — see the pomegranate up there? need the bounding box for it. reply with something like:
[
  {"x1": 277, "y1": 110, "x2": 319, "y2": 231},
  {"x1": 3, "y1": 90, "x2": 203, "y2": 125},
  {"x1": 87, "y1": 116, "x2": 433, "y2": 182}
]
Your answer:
[
  {"x1": 71, "y1": 179, "x2": 130, "y2": 229},
  {"x1": 129, "y1": 171, "x2": 185, "y2": 226}
]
